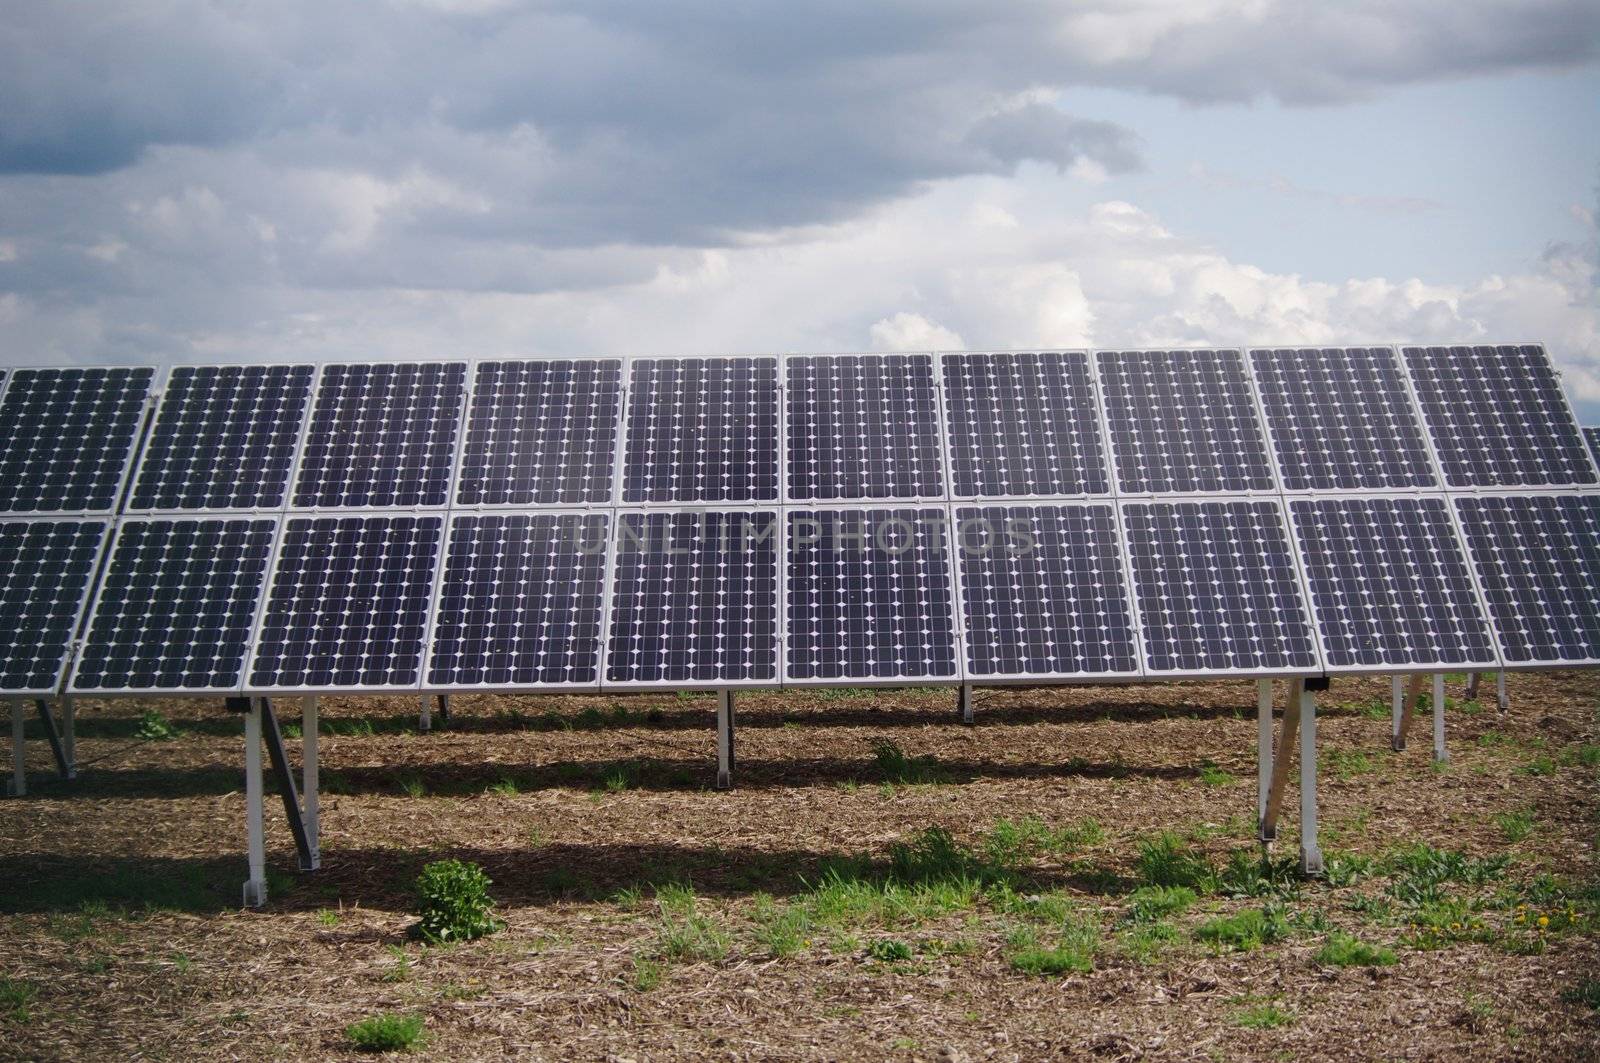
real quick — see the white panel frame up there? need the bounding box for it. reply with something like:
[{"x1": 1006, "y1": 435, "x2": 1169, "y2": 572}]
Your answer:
[{"x1": 0, "y1": 516, "x2": 114, "y2": 697}]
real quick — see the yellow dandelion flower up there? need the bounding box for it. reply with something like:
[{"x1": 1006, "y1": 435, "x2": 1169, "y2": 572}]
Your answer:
[{"x1": 1538, "y1": 915, "x2": 1550, "y2": 928}]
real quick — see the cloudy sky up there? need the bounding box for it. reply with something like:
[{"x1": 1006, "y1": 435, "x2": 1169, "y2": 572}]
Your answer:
[{"x1": 2, "y1": 1, "x2": 1597, "y2": 416}]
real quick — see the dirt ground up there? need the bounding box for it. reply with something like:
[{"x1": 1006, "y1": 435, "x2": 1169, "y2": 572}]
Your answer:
[{"x1": 1, "y1": 672, "x2": 1597, "y2": 1062}]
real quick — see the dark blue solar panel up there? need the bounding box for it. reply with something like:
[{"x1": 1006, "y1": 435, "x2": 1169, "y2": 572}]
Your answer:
[
  {"x1": 622, "y1": 358, "x2": 778, "y2": 503},
  {"x1": 787, "y1": 355, "x2": 944, "y2": 500},
  {"x1": 942, "y1": 351, "x2": 1109, "y2": 497},
  {"x1": 456, "y1": 360, "x2": 622, "y2": 506},
  {"x1": 955, "y1": 504, "x2": 1137, "y2": 677},
  {"x1": 293, "y1": 363, "x2": 467, "y2": 508},
  {"x1": 606, "y1": 511, "x2": 779, "y2": 684},
  {"x1": 1402, "y1": 344, "x2": 1596, "y2": 488},
  {"x1": 0, "y1": 367, "x2": 153, "y2": 513},
  {"x1": 73, "y1": 518, "x2": 276, "y2": 691},
  {"x1": 1122, "y1": 500, "x2": 1317, "y2": 673},
  {"x1": 1288, "y1": 497, "x2": 1493, "y2": 670},
  {"x1": 0, "y1": 519, "x2": 108, "y2": 692},
  {"x1": 131, "y1": 365, "x2": 314, "y2": 511},
  {"x1": 1453, "y1": 494, "x2": 1600, "y2": 664},
  {"x1": 428, "y1": 513, "x2": 609, "y2": 687},
  {"x1": 786, "y1": 508, "x2": 957, "y2": 680},
  {"x1": 1584, "y1": 427, "x2": 1599, "y2": 465},
  {"x1": 248, "y1": 515, "x2": 442, "y2": 688},
  {"x1": 1096, "y1": 350, "x2": 1275, "y2": 494},
  {"x1": 1250, "y1": 347, "x2": 1435, "y2": 491}
]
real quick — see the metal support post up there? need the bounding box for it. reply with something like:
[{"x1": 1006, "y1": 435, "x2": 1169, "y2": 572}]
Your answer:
[
  {"x1": 1496, "y1": 671, "x2": 1508, "y2": 713},
  {"x1": 1256, "y1": 680, "x2": 1273, "y2": 828},
  {"x1": 716, "y1": 690, "x2": 735, "y2": 791},
  {"x1": 957, "y1": 684, "x2": 973, "y2": 726},
  {"x1": 243, "y1": 699, "x2": 267, "y2": 907},
  {"x1": 1432, "y1": 673, "x2": 1447, "y2": 764},
  {"x1": 1465, "y1": 672, "x2": 1481, "y2": 702},
  {"x1": 61, "y1": 697, "x2": 76, "y2": 779},
  {"x1": 1260, "y1": 679, "x2": 1304, "y2": 843},
  {"x1": 436, "y1": 694, "x2": 450, "y2": 726},
  {"x1": 1390, "y1": 675, "x2": 1405, "y2": 751},
  {"x1": 419, "y1": 693, "x2": 431, "y2": 732},
  {"x1": 302, "y1": 696, "x2": 320, "y2": 868},
  {"x1": 1395, "y1": 673, "x2": 1424, "y2": 751},
  {"x1": 7, "y1": 700, "x2": 24, "y2": 797},
  {"x1": 35, "y1": 699, "x2": 69, "y2": 779},
  {"x1": 1299, "y1": 682, "x2": 1324, "y2": 876},
  {"x1": 260, "y1": 698, "x2": 315, "y2": 871}
]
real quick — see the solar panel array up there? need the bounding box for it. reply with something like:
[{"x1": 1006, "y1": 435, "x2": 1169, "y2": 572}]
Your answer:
[{"x1": 0, "y1": 345, "x2": 1595, "y2": 695}]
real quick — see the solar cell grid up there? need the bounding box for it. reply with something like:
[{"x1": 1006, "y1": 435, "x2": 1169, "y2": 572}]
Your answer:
[
  {"x1": 622, "y1": 358, "x2": 779, "y2": 504},
  {"x1": 787, "y1": 355, "x2": 945, "y2": 500},
  {"x1": 0, "y1": 519, "x2": 108, "y2": 693},
  {"x1": 1122, "y1": 500, "x2": 1318, "y2": 675},
  {"x1": 72, "y1": 518, "x2": 277, "y2": 691},
  {"x1": 0, "y1": 367, "x2": 153, "y2": 513},
  {"x1": 1096, "y1": 350, "x2": 1275, "y2": 494},
  {"x1": 1585, "y1": 426, "x2": 1599, "y2": 464},
  {"x1": 942, "y1": 351, "x2": 1109, "y2": 497},
  {"x1": 247, "y1": 514, "x2": 443, "y2": 689},
  {"x1": 293, "y1": 362, "x2": 467, "y2": 509},
  {"x1": 428, "y1": 513, "x2": 609, "y2": 688},
  {"x1": 456, "y1": 359, "x2": 622, "y2": 506},
  {"x1": 955, "y1": 504, "x2": 1138, "y2": 677},
  {"x1": 1453, "y1": 494, "x2": 1600, "y2": 665},
  {"x1": 785, "y1": 508, "x2": 958, "y2": 681},
  {"x1": 605, "y1": 510, "x2": 779, "y2": 685},
  {"x1": 1288, "y1": 497, "x2": 1494, "y2": 671},
  {"x1": 1402, "y1": 344, "x2": 1596, "y2": 488},
  {"x1": 1250, "y1": 347, "x2": 1436, "y2": 491},
  {"x1": 131, "y1": 365, "x2": 314, "y2": 511}
]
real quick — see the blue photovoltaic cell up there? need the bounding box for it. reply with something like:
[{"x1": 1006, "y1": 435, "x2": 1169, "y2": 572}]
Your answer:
[
  {"x1": 1288, "y1": 498, "x2": 1493, "y2": 670},
  {"x1": 131, "y1": 365, "x2": 314, "y2": 511},
  {"x1": 1122, "y1": 500, "x2": 1317, "y2": 673},
  {"x1": 456, "y1": 359, "x2": 622, "y2": 506},
  {"x1": 786, "y1": 508, "x2": 957, "y2": 680},
  {"x1": 942, "y1": 351, "x2": 1109, "y2": 497},
  {"x1": 787, "y1": 355, "x2": 944, "y2": 500},
  {"x1": 0, "y1": 520, "x2": 108, "y2": 692},
  {"x1": 0, "y1": 367, "x2": 153, "y2": 513},
  {"x1": 1402, "y1": 344, "x2": 1596, "y2": 488},
  {"x1": 429, "y1": 513, "x2": 609, "y2": 687},
  {"x1": 248, "y1": 515, "x2": 443, "y2": 688},
  {"x1": 606, "y1": 511, "x2": 779, "y2": 684},
  {"x1": 294, "y1": 363, "x2": 467, "y2": 508},
  {"x1": 1453, "y1": 494, "x2": 1600, "y2": 664},
  {"x1": 1250, "y1": 347, "x2": 1435, "y2": 491},
  {"x1": 955, "y1": 504, "x2": 1137, "y2": 677},
  {"x1": 73, "y1": 518, "x2": 276, "y2": 691},
  {"x1": 1097, "y1": 350, "x2": 1275, "y2": 494},
  {"x1": 622, "y1": 358, "x2": 779, "y2": 503},
  {"x1": 1584, "y1": 426, "x2": 1599, "y2": 464}
]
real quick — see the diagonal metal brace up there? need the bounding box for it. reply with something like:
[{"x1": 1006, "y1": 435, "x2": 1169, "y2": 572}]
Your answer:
[
  {"x1": 35, "y1": 699, "x2": 71, "y2": 780},
  {"x1": 259, "y1": 698, "x2": 317, "y2": 871},
  {"x1": 1259, "y1": 681, "x2": 1303, "y2": 843}
]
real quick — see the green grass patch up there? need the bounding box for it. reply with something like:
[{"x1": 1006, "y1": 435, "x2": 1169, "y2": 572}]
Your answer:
[
  {"x1": 0, "y1": 978, "x2": 36, "y2": 1023},
  {"x1": 1494, "y1": 809, "x2": 1536, "y2": 843},
  {"x1": 1519, "y1": 756, "x2": 1556, "y2": 777},
  {"x1": 867, "y1": 937, "x2": 913, "y2": 962},
  {"x1": 1324, "y1": 748, "x2": 1376, "y2": 779},
  {"x1": 134, "y1": 709, "x2": 180, "y2": 742},
  {"x1": 346, "y1": 1013, "x2": 425, "y2": 1052},
  {"x1": 871, "y1": 740, "x2": 943, "y2": 784},
  {"x1": 1006, "y1": 918, "x2": 1099, "y2": 976},
  {"x1": 1125, "y1": 885, "x2": 1196, "y2": 923},
  {"x1": 1316, "y1": 932, "x2": 1396, "y2": 967},
  {"x1": 1135, "y1": 832, "x2": 1218, "y2": 892},
  {"x1": 1232, "y1": 1000, "x2": 1296, "y2": 1029},
  {"x1": 1194, "y1": 906, "x2": 1289, "y2": 951},
  {"x1": 1198, "y1": 761, "x2": 1235, "y2": 786},
  {"x1": 1119, "y1": 920, "x2": 1180, "y2": 962},
  {"x1": 1562, "y1": 980, "x2": 1600, "y2": 1010},
  {"x1": 631, "y1": 956, "x2": 664, "y2": 991},
  {"x1": 751, "y1": 894, "x2": 811, "y2": 958}
]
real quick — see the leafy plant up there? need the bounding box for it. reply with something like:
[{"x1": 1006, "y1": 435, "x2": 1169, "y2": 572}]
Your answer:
[
  {"x1": 1315, "y1": 932, "x2": 1397, "y2": 967},
  {"x1": 1194, "y1": 906, "x2": 1289, "y2": 951},
  {"x1": 0, "y1": 978, "x2": 35, "y2": 1023},
  {"x1": 1233, "y1": 1001, "x2": 1296, "y2": 1029},
  {"x1": 1006, "y1": 918, "x2": 1099, "y2": 975},
  {"x1": 868, "y1": 937, "x2": 913, "y2": 961},
  {"x1": 413, "y1": 859, "x2": 502, "y2": 944},
  {"x1": 135, "y1": 710, "x2": 179, "y2": 742},
  {"x1": 1136, "y1": 832, "x2": 1218, "y2": 891},
  {"x1": 346, "y1": 1013, "x2": 425, "y2": 1052},
  {"x1": 1126, "y1": 885, "x2": 1197, "y2": 923},
  {"x1": 1198, "y1": 761, "x2": 1235, "y2": 786}
]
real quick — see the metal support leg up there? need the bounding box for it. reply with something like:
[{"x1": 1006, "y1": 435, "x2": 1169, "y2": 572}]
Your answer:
[
  {"x1": 1256, "y1": 680, "x2": 1273, "y2": 829},
  {"x1": 1432, "y1": 673, "x2": 1447, "y2": 764},
  {"x1": 1299, "y1": 683, "x2": 1324, "y2": 876},
  {"x1": 243, "y1": 700, "x2": 267, "y2": 907},
  {"x1": 1390, "y1": 675, "x2": 1405, "y2": 751},
  {"x1": 957, "y1": 684, "x2": 973, "y2": 726},
  {"x1": 7, "y1": 700, "x2": 24, "y2": 797},
  {"x1": 302, "y1": 696, "x2": 320, "y2": 869},
  {"x1": 61, "y1": 697, "x2": 76, "y2": 779},
  {"x1": 1465, "y1": 672, "x2": 1481, "y2": 702},
  {"x1": 1496, "y1": 671, "x2": 1508, "y2": 713},
  {"x1": 716, "y1": 690, "x2": 734, "y2": 791},
  {"x1": 260, "y1": 698, "x2": 315, "y2": 872},
  {"x1": 1396, "y1": 673, "x2": 1424, "y2": 751},
  {"x1": 419, "y1": 693, "x2": 431, "y2": 732},
  {"x1": 436, "y1": 694, "x2": 450, "y2": 726},
  {"x1": 35, "y1": 699, "x2": 69, "y2": 780},
  {"x1": 1260, "y1": 679, "x2": 1303, "y2": 843}
]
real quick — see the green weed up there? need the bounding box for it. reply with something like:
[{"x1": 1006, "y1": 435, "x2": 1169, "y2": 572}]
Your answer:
[
  {"x1": 345, "y1": 1013, "x2": 425, "y2": 1052},
  {"x1": 1316, "y1": 932, "x2": 1397, "y2": 967}
]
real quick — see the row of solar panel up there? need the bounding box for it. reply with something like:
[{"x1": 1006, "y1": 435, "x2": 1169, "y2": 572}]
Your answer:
[
  {"x1": 3, "y1": 492, "x2": 1594, "y2": 696},
  {"x1": 0, "y1": 346, "x2": 1593, "y2": 518}
]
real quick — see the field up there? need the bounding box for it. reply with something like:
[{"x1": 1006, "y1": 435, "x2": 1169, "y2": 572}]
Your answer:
[{"x1": 2, "y1": 672, "x2": 1598, "y2": 1061}]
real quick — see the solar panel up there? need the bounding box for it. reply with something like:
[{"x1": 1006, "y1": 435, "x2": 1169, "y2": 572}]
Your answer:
[
  {"x1": 129, "y1": 365, "x2": 314, "y2": 512},
  {"x1": 1249, "y1": 347, "x2": 1436, "y2": 491},
  {"x1": 0, "y1": 519, "x2": 108, "y2": 693},
  {"x1": 786, "y1": 508, "x2": 958, "y2": 681},
  {"x1": 605, "y1": 510, "x2": 779, "y2": 685},
  {"x1": 955, "y1": 504, "x2": 1138, "y2": 678},
  {"x1": 1453, "y1": 494, "x2": 1600, "y2": 665},
  {"x1": 1585, "y1": 426, "x2": 1600, "y2": 464},
  {"x1": 455, "y1": 359, "x2": 622, "y2": 506},
  {"x1": 942, "y1": 351, "x2": 1110, "y2": 498},
  {"x1": 0, "y1": 367, "x2": 153, "y2": 513},
  {"x1": 246, "y1": 514, "x2": 443, "y2": 690},
  {"x1": 71, "y1": 518, "x2": 277, "y2": 691},
  {"x1": 1122, "y1": 500, "x2": 1318, "y2": 675},
  {"x1": 427, "y1": 512, "x2": 609, "y2": 688},
  {"x1": 292, "y1": 362, "x2": 467, "y2": 509},
  {"x1": 1096, "y1": 350, "x2": 1275, "y2": 494},
  {"x1": 621, "y1": 358, "x2": 779, "y2": 504},
  {"x1": 1402, "y1": 344, "x2": 1596, "y2": 488},
  {"x1": 1287, "y1": 497, "x2": 1495, "y2": 672},
  {"x1": 787, "y1": 354, "x2": 945, "y2": 500}
]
